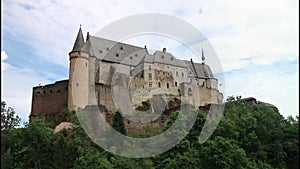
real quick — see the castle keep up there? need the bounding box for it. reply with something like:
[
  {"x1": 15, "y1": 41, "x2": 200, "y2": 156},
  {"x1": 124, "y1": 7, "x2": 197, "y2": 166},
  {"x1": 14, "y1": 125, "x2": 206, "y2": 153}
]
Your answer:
[{"x1": 30, "y1": 27, "x2": 223, "y2": 122}]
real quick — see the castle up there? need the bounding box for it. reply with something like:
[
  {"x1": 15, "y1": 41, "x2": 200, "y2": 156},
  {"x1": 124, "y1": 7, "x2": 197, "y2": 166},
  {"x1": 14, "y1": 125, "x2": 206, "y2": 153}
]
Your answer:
[{"x1": 30, "y1": 27, "x2": 223, "y2": 123}]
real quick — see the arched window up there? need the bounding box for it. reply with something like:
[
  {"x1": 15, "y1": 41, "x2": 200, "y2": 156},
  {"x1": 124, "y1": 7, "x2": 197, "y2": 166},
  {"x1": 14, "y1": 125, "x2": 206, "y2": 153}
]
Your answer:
[{"x1": 166, "y1": 83, "x2": 169, "y2": 88}]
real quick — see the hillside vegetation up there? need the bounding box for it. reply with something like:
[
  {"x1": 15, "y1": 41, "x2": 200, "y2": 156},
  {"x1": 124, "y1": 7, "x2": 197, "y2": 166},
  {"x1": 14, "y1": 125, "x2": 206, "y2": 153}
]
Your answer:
[{"x1": 1, "y1": 100, "x2": 298, "y2": 169}]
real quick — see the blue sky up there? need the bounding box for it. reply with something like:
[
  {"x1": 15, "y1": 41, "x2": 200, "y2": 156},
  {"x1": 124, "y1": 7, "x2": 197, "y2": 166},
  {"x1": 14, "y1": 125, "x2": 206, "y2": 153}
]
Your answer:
[{"x1": 1, "y1": 0, "x2": 299, "y2": 123}]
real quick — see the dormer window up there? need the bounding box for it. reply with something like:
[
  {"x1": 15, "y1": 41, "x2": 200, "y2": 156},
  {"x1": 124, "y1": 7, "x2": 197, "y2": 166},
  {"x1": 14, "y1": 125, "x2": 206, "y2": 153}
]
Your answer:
[
  {"x1": 116, "y1": 53, "x2": 119, "y2": 57},
  {"x1": 130, "y1": 56, "x2": 133, "y2": 59},
  {"x1": 135, "y1": 53, "x2": 138, "y2": 57},
  {"x1": 170, "y1": 57, "x2": 173, "y2": 61},
  {"x1": 99, "y1": 50, "x2": 102, "y2": 53},
  {"x1": 120, "y1": 46, "x2": 123, "y2": 50},
  {"x1": 162, "y1": 55, "x2": 164, "y2": 59}
]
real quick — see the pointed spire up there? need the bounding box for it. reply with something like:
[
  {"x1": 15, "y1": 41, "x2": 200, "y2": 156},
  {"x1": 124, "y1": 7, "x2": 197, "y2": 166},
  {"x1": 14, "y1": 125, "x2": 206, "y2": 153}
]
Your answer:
[
  {"x1": 71, "y1": 26, "x2": 85, "y2": 52},
  {"x1": 201, "y1": 48, "x2": 205, "y2": 64}
]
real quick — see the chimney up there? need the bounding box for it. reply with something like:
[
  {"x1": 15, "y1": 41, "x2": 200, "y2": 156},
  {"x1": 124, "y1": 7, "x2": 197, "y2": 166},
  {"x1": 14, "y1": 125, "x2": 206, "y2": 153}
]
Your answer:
[
  {"x1": 87, "y1": 32, "x2": 90, "y2": 40},
  {"x1": 144, "y1": 45, "x2": 148, "y2": 54},
  {"x1": 163, "y1": 48, "x2": 166, "y2": 53}
]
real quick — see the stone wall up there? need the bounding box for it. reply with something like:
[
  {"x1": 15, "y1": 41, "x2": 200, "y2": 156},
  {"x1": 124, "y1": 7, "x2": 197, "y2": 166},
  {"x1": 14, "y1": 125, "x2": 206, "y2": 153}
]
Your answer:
[
  {"x1": 95, "y1": 84, "x2": 116, "y2": 112},
  {"x1": 30, "y1": 80, "x2": 69, "y2": 122}
]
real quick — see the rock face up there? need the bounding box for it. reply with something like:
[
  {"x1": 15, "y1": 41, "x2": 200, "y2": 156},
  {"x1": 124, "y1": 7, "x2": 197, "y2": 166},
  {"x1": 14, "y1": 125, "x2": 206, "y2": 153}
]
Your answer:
[{"x1": 54, "y1": 122, "x2": 74, "y2": 134}]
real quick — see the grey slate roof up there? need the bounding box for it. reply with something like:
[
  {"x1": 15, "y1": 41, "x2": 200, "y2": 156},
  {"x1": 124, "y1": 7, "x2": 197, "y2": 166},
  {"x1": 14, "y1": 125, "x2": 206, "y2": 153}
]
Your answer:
[
  {"x1": 87, "y1": 36, "x2": 146, "y2": 66},
  {"x1": 81, "y1": 35, "x2": 214, "y2": 78},
  {"x1": 71, "y1": 27, "x2": 86, "y2": 53},
  {"x1": 184, "y1": 61, "x2": 214, "y2": 78},
  {"x1": 151, "y1": 51, "x2": 186, "y2": 67}
]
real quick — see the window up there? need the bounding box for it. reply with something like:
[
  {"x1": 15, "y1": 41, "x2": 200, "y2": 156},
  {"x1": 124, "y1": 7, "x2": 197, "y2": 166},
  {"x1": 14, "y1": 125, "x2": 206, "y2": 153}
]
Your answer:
[
  {"x1": 175, "y1": 81, "x2": 177, "y2": 87},
  {"x1": 149, "y1": 82, "x2": 152, "y2": 87},
  {"x1": 182, "y1": 72, "x2": 184, "y2": 77},
  {"x1": 148, "y1": 65, "x2": 151, "y2": 70},
  {"x1": 120, "y1": 46, "x2": 123, "y2": 50},
  {"x1": 49, "y1": 90, "x2": 53, "y2": 93},
  {"x1": 166, "y1": 83, "x2": 169, "y2": 88},
  {"x1": 158, "y1": 82, "x2": 161, "y2": 87},
  {"x1": 148, "y1": 73, "x2": 152, "y2": 80},
  {"x1": 116, "y1": 53, "x2": 119, "y2": 57},
  {"x1": 99, "y1": 50, "x2": 102, "y2": 53},
  {"x1": 176, "y1": 71, "x2": 178, "y2": 77},
  {"x1": 171, "y1": 57, "x2": 174, "y2": 61},
  {"x1": 162, "y1": 55, "x2": 164, "y2": 59},
  {"x1": 188, "y1": 88, "x2": 192, "y2": 95},
  {"x1": 57, "y1": 90, "x2": 60, "y2": 93}
]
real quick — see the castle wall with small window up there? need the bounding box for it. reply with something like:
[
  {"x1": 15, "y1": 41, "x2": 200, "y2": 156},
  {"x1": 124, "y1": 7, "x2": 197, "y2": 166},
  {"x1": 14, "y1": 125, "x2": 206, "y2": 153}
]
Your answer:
[{"x1": 30, "y1": 80, "x2": 69, "y2": 122}]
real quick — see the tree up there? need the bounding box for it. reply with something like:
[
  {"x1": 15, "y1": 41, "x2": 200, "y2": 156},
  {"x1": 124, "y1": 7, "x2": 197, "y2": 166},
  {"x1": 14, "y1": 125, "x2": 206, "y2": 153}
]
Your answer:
[
  {"x1": 112, "y1": 111, "x2": 126, "y2": 135},
  {"x1": 1, "y1": 101, "x2": 21, "y2": 131}
]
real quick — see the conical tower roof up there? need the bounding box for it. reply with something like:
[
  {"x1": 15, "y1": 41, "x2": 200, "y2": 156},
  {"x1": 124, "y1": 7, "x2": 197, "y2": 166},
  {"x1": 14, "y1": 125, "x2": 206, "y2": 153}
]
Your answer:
[{"x1": 71, "y1": 26, "x2": 85, "y2": 52}]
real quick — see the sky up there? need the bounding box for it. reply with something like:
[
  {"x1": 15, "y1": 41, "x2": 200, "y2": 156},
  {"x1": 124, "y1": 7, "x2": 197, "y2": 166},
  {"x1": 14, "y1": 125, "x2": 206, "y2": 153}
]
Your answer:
[{"x1": 1, "y1": 0, "x2": 299, "y2": 124}]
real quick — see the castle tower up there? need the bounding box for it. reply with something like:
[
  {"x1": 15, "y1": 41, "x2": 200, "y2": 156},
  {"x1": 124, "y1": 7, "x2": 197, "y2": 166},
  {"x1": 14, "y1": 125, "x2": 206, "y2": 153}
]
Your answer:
[{"x1": 68, "y1": 26, "x2": 90, "y2": 110}]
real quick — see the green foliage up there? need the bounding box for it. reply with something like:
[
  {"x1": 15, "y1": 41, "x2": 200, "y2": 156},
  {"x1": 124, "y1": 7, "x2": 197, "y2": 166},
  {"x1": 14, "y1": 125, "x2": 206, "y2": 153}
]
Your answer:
[
  {"x1": 1, "y1": 101, "x2": 21, "y2": 131},
  {"x1": 1, "y1": 100, "x2": 299, "y2": 168},
  {"x1": 112, "y1": 111, "x2": 126, "y2": 135}
]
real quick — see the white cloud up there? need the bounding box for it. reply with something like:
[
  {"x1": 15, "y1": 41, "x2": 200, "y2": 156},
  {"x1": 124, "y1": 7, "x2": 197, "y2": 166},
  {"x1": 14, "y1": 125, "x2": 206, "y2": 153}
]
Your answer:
[
  {"x1": 1, "y1": 51, "x2": 10, "y2": 71},
  {"x1": 225, "y1": 61, "x2": 299, "y2": 117},
  {"x1": 2, "y1": 0, "x2": 299, "y2": 119},
  {"x1": 2, "y1": 0, "x2": 298, "y2": 71},
  {"x1": 1, "y1": 64, "x2": 52, "y2": 122}
]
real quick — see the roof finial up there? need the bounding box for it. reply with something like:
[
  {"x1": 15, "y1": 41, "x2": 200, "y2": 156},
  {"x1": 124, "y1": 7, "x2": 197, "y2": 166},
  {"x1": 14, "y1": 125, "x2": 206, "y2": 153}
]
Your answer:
[{"x1": 80, "y1": 24, "x2": 82, "y2": 28}]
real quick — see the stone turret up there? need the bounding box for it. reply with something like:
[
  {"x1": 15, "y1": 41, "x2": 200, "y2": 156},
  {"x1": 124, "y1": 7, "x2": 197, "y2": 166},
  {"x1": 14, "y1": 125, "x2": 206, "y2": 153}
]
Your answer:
[{"x1": 68, "y1": 26, "x2": 90, "y2": 110}]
